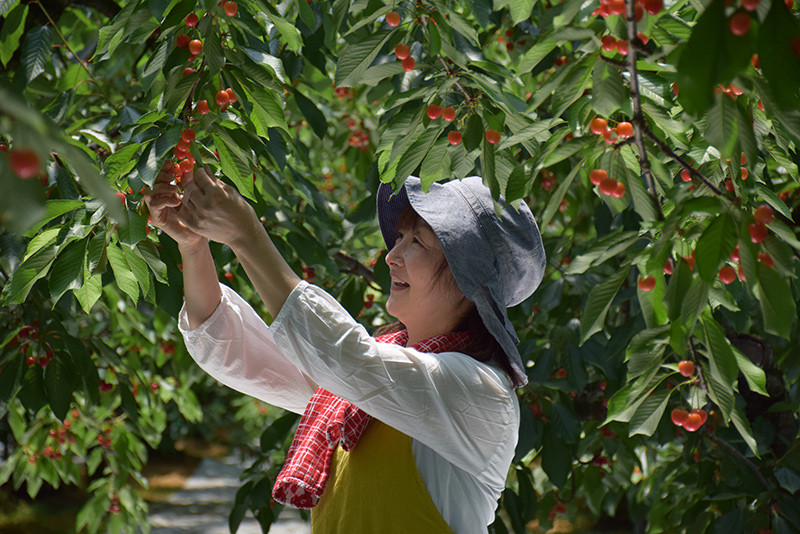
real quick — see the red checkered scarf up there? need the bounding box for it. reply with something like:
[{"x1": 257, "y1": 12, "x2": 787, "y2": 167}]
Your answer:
[{"x1": 272, "y1": 329, "x2": 472, "y2": 509}]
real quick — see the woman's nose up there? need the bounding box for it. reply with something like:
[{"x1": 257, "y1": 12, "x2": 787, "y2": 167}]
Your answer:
[{"x1": 385, "y1": 240, "x2": 404, "y2": 266}]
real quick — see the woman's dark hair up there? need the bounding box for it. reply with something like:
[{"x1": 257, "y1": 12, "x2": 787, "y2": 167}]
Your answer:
[{"x1": 374, "y1": 206, "x2": 517, "y2": 383}]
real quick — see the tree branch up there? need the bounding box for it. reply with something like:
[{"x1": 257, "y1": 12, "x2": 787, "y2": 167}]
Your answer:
[
  {"x1": 625, "y1": 0, "x2": 663, "y2": 221},
  {"x1": 436, "y1": 55, "x2": 473, "y2": 106},
  {"x1": 707, "y1": 434, "x2": 770, "y2": 490},
  {"x1": 333, "y1": 251, "x2": 376, "y2": 285},
  {"x1": 640, "y1": 128, "x2": 724, "y2": 196}
]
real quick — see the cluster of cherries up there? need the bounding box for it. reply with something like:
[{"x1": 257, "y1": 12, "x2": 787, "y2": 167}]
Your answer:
[{"x1": 669, "y1": 361, "x2": 709, "y2": 432}]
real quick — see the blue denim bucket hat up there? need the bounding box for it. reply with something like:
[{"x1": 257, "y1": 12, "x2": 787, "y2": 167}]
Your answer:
[{"x1": 377, "y1": 176, "x2": 546, "y2": 388}]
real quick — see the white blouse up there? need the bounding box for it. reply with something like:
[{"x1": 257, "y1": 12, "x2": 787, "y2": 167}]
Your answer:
[{"x1": 178, "y1": 281, "x2": 520, "y2": 533}]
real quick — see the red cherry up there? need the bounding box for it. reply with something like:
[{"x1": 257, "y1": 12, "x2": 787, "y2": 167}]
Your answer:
[
  {"x1": 671, "y1": 409, "x2": 689, "y2": 427},
  {"x1": 663, "y1": 259, "x2": 673, "y2": 275},
  {"x1": 740, "y1": 167, "x2": 749, "y2": 180},
  {"x1": 394, "y1": 44, "x2": 410, "y2": 60},
  {"x1": 729, "y1": 12, "x2": 751, "y2": 36},
  {"x1": 223, "y1": 1, "x2": 238, "y2": 17},
  {"x1": 401, "y1": 57, "x2": 415, "y2": 71},
  {"x1": 197, "y1": 100, "x2": 210, "y2": 115},
  {"x1": 601, "y1": 35, "x2": 617, "y2": 52},
  {"x1": 616, "y1": 121, "x2": 633, "y2": 139},
  {"x1": 188, "y1": 39, "x2": 203, "y2": 55},
  {"x1": 485, "y1": 129, "x2": 501, "y2": 144},
  {"x1": 27, "y1": 356, "x2": 37, "y2": 366},
  {"x1": 216, "y1": 90, "x2": 230, "y2": 106},
  {"x1": 742, "y1": 0, "x2": 760, "y2": 10},
  {"x1": 181, "y1": 128, "x2": 196, "y2": 143},
  {"x1": 680, "y1": 169, "x2": 692, "y2": 182},
  {"x1": 731, "y1": 244, "x2": 740, "y2": 262},
  {"x1": 758, "y1": 252, "x2": 774, "y2": 267},
  {"x1": 719, "y1": 265, "x2": 737, "y2": 284},
  {"x1": 225, "y1": 88, "x2": 237, "y2": 103},
  {"x1": 116, "y1": 191, "x2": 127, "y2": 206},
  {"x1": 176, "y1": 34, "x2": 190, "y2": 48},
  {"x1": 447, "y1": 131, "x2": 462, "y2": 145},
  {"x1": 792, "y1": 36, "x2": 800, "y2": 58},
  {"x1": 608, "y1": 0, "x2": 625, "y2": 14},
  {"x1": 9, "y1": 148, "x2": 41, "y2": 179},
  {"x1": 0, "y1": 143, "x2": 7, "y2": 152},
  {"x1": 644, "y1": 0, "x2": 663, "y2": 14},
  {"x1": 748, "y1": 223, "x2": 768, "y2": 243},
  {"x1": 427, "y1": 105, "x2": 442, "y2": 120},
  {"x1": 442, "y1": 107, "x2": 456, "y2": 121},
  {"x1": 599, "y1": 177, "x2": 617, "y2": 196},
  {"x1": 182, "y1": 67, "x2": 196, "y2": 77},
  {"x1": 386, "y1": 11, "x2": 401, "y2": 27},
  {"x1": 638, "y1": 276, "x2": 656, "y2": 292},
  {"x1": 616, "y1": 39, "x2": 629, "y2": 56},
  {"x1": 684, "y1": 412, "x2": 703, "y2": 432},
  {"x1": 754, "y1": 204, "x2": 774, "y2": 225},
  {"x1": 612, "y1": 181, "x2": 626, "y2": 198},
  {"x1": 179, "y1": 159, "x2": 194, "y2": 174},
  {"x1": 590, "y1": 169, "x2": 607, "y2": 186},
  {"x1": 678, "y1": 360, "x2": 695, "y2": 377},
  {"x1": 185, "y1": 13, "x2": 198, "y2": 27},
  {"x1": 224, "y1": 272, "x2": 234, "y2": 281},
  {"x1": 590, "y1": 117, "x2": 607, "y2": 135},
  {"x1": 637, "y1": 32, "x2": 649, "y2": 45}
]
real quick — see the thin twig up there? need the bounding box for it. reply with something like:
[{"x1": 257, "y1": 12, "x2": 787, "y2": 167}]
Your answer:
[
  {"x1": 625, "y1": 0, "x2": 663, "y2": 221},
  {"x1": 436, "y1": 55, "x2": 473, "y2": 106},
  {"x1": 36, "y1": 0, "x2": 117, "y2": 112},
  {"x1": 708, "y1": 434, "x2": 770, "y2": 489},
  {"x1": 641, "y1": 128, "x2": 723, "y2": 196},
  {"x1": 181, "y1": 57, "x2": 208, "y2": 119},
  {"x1": 333, "y1": 251, "x2": 376, "y2": 284},
  {"x1": 599, "y1": 55, "x2": 627, "y2": 69}
]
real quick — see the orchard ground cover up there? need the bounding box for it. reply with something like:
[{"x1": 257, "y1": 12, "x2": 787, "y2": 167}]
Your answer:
[{"x1": 1, "y1": 0, "x2": 800, "y2": 532}]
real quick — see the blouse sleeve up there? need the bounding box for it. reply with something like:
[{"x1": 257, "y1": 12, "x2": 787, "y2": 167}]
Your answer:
[
  {"x1": 178, "y1": 283, "x2": 318, "y2": 415},
  {"x1": 269, "y1": 281, "x2": 519, "y2": 479}
]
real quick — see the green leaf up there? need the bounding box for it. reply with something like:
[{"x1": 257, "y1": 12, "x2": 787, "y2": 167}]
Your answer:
[
  {"x1": 211, "y1": 132, "x2": 255, "y2": 200},
  {"x1": 266, "y1": 10, "x2": 303, "y2": 53},
  {"x1": 102, "y1": 144, "x2": 141, "y2": 181},
  {"x1": 676, "y1": 0, "x2": 751, "y2": 116},
  {"x1": 592, "y1": 58, "x2": 625, "y2": 117},
  {"x1": 680, "y1": 277, "x2": 709, "y2": 332},
  {"x1": 541, "y1": 164, "x2": 580, "y2": 229},
  {"x1": 462, "y1": 113, "x2": 484, "y2": 152},
  {"x1": 732, "y1": 347, "x2": 767, "y2": 396},
  {"x1": 23, "y1": 200, "x2": 85, "y2": 238},
  {"x1": 21, "y1": 25, "x2": 53, "y2": 83},
  {"x1": 701, "y1": 314, "x2": 739, "y2": 385},
  {"x1": 44, "y1": 352, "x2": 75, "y2": 421},
  {"x1": 204, "y1": 22, "x2": 224, "y2": 75},
  {"x1": 507, "y1": 0, "x2": 534, "y2": 24},
  {"x1": 247, "y1": 85, "x2": 288, "y2": 134},
  {"x1": 293, "y1": 90, "x2": 327, "y2": 139},
  {"x1": 518, "y1": 39, "x2": 556, "y2": 74},
  {"x1": 0, "y1": 244, "x2": 57, "y2": 305},
  {"x1": 393, "y1": 126, "x2": 443, "y2": 186},
  {"x1": 730, "y1": 405, "x2": 759, "y2": 456},
  {"x1": 703, "y1": 96, "x2": 739, "y2": 159},
  {"x1": 49, "y1": 239, "x2": 87, "y2": 305},
  {"x1": 121, "y1": 244, "x2": 152, "y2": 301},
  {"x1": 664, "y1": 258, "x2": 692, "y2": 321},
  {"x1": 74, "y1": 272, "x2": 102, "y2": 314},
  {"x1": 106, "y1": 244, "x2": 139, "y2": 303},
  {"x1": 580, "y1": 263, "x2": 631, "y2": 344},
  {"x1": 541, "y1": 427, "x2": 574, "y2": 488},
  {"x1": 419, "y1": 138, "x2": 451, "y2": 191},
  {"x1": 629, "y1": 389, "x2": 672, "y2": 437},
  {"x1": 0, "y1": 3, "x2": 28, "y2": 67},
  {"x1": 753, "y1": 262, "x2": 796, "y2": 339},
  {"x1": 757, "y1": 0, "x2": 800, "y2": 110},
  {"x1": 695, "y1": 213, "x2": 737, "y2": 283},
  {"x1": 335, "y1": 32, "x2": 392, "y2": 88}
]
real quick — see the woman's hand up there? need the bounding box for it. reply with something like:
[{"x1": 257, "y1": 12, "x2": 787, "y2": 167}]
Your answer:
[
  {"x1": 177, "y1": 165, "x2": 259, "y2": 248},
  {"x1": 142, "y1": 161, "x2": 206, "y2": 249}
]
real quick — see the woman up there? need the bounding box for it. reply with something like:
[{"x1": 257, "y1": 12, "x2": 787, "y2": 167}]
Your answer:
[{"x1": 143, "y1": 161, "x2": 546, "y2": 533}]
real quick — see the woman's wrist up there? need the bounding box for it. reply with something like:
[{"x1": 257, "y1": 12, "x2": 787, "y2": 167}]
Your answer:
[{"x1": 178, "y1": 236, "x2": 210, "y2": 257}]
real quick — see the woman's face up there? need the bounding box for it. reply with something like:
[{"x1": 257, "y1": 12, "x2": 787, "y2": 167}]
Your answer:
[{"x1": 384, "y1": 213, "x2": 472, "y2": 344}]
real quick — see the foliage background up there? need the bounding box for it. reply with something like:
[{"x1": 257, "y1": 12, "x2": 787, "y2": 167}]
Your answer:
[{"x1": 1, "y1": 0, "x2": 799, "y2": 531}]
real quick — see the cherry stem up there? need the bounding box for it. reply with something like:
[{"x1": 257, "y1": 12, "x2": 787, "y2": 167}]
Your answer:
[
  {"x1": 182, "y1": 57, "x2": 208, "y2": 119},
  {"x1": 624, "y1": 0, "x2": 663, "y2": 221},
  {"x1": 436, "y1": 54, "x2": 472, "y2": 106},
  {"x1": 35, "y1": 0, "x2": 118, "y2": 112}
]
